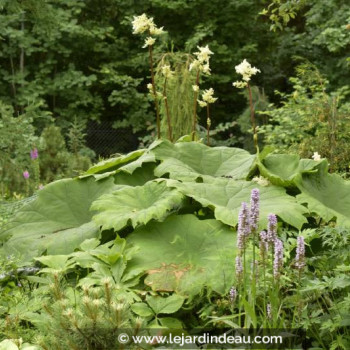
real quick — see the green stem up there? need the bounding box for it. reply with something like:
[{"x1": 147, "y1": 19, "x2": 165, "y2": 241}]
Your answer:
[
  {"x1": 148, "y1": 45, "x2": 161, "y2": 139},
  {"x1": 192, "y1": 70, "x2": 200, "y2": 141},
  {"x1": 206, "y1": 104, "x2": 211, "y2": 146},
  {"x1": 163, "y1": 77, "x2": 173, "y2": 142},
  {"x1": 247, "y1": 83, "x2": 258, "y2": 151}
]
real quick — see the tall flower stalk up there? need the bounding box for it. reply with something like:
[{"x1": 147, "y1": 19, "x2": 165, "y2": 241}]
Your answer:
[
  {"x1": 233, "y1": 59, "x2": 260, "y2": 150},
  {"x1": 148, "y1": 43, "x2": 161, "y2": 138},
  {"x1": 189, "y1": 45, "x2": 213, "y2": 140},
  {"x1": 197, "y1": 88, "x2": 217, "y2": 146},
  {"x1": 161, "y1": 64, "x2": 174, "y2": 142},
  {"x1": 132, "y1": 14, "x2": 165, "y2": 139},
  {"x1": 249, "y1": 189, "x2": 259, "y2": 310}
]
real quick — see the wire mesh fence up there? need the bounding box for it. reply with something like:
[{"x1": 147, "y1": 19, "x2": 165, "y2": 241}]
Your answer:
[{"x1": 86, "y1": 121, "x2": 140, "y2": 158}]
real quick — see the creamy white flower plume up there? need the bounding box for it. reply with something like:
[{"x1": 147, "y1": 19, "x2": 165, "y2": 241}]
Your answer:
[
  {"x1": 161, "y1": 64, "x2": 174, "y2": 78},
  {"x1": 235, "y1": 59, "x2": 260, "y2": 82},
  {"x1": 132, "y1": 14, "x2": 154, "y2": 34},
  {"x1": 189, "y1": 45, "x2": 213, "y2": 76},
  {"x1": 142, "y1": 37, "x2": 156, "y2": 48},
  {"x1": 132, "y1": 13, "x2": 165, "y2": 36},
  {"x1": 197, "y1": 88, "x2": 217, "y2": 107},
  {"x1": 198, "y1": 100, "x2": 207, "y2": 107},
  {"x1": 202, "y1": 88, "x2": 217, "y2": 104},
  {"x1": 233, "y1": 81, "x2": 248, "y2": 89},
  {"x1": 194, "y1": 45, "x2": 214, "y2": 63},
  {"x1": 192, "y1": 85, "x2": 199, "y2": 92}
]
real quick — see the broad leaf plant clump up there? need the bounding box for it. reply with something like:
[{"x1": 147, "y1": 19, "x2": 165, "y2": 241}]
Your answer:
[{"x1": 0, "y1": 13, "x2": 350, "y2": 350}]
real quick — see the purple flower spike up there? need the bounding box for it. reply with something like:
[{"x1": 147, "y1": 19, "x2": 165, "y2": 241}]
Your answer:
[
  {"x1": 235, "y1": 256, "x2": 243, "y2": 279},
  {"x1": 30, "y1": 148, "x2": 38, "y2": 160},
  {"x1": 23, "y1": 171, "x2": 30, "y2": 179},
  {"x1": 237, "y1": 202, "x2": 251, "y2": 251},
  {"x1": 267, "y1": 214, "x2": 277, "y2": 243},
  {"x1": 229, "y1": 286, "x2": 237, "y2": 302},
  {"x1": 273, "y1": 238, "x2": 284, "y2": 279},
  {"x1": 259, "y1": 230, "x2": 269, "y2": 258},
  {"x1": 250, "y1": 188, "x2": 260, "y2": 231},
  {"x1": 295, "y1": 236, "x2": 305, "y2": 270}
]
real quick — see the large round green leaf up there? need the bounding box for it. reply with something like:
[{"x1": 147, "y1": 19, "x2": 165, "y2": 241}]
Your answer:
[
  {"x1": 166, "y1": 177, "x2": 308, "y2": 230},
  {"x1": 151, "y1": 140, "x2": 256, "y2": 181},
  {"x1": 126, "y1": 214, "x2": 236, "y2": 296},
  {"x1": 91, "y1": 181, "x2": 184, "y2": 231},
  {"x1": 296, "y1": 162, "x2": 350, "y2": 227},
  {"x1": 257, "y1": 153, "x2": 323, "y2": 187},
  {"x1": 0, "y1": 177, "x2": 116, "y2": 262}
]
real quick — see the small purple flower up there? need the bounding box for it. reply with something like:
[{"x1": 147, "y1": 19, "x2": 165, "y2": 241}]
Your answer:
[
  {"x1": 295, "y1": 236, "x2": 305, "y2": 270},
  {"x1": 273, "y1": 238, "x2": 284, "y2": 279},
  {"x1": 30, "y1": 148, "x2": 38, "y2": 160},
  {"x1": 23, "y1": 171, "x2": 30, "y2": 179},
  {"x1": 237, "y1": 202, "x2": 251, "y2": 251},
  {"x1": 229, "y1": 286, "x2": 237, "y2": 302},
  {"x1": 17, "y1": 282, "x2": 22, "y2": 287},
  {"x1": 267, "y1": 214, "x2": 277, "y2": 243},
  {"x1": 249, "y1": 188, "x2": 260, "y2": 231},
  {"x1": 235, "y1": 256, "x2": 243, "y2": 279}
]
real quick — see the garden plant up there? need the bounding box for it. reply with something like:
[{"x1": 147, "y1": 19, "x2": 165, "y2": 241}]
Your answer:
[{"x1": 0, "y1": 3, "x2": 350, "y2": 350}]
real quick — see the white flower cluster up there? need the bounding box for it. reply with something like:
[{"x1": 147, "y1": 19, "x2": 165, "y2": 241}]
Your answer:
[
  {"x1": 197, "y1": 88, "x2": 217, "y2": 107},
  {"x1": 189, "y1": 45, "x2": 213, "y2": 75},
  {"x1": 142, "y1": 37, "x2": 156, "y2": 48},
  {"x1": 161, "y1": 64, "x2": 174, "y2": 79},
  {"x1": 312, "y1": 152, "x2": 321, "y2": 161},
  {"x1": 132, "y1": 13, "x2": 164, "y2": 35},
  {"x1": 252, "y1": 175, "x2": 270, "y2": 187},
  {"x1": 147, "y1": 83, "x2": 162, "y2": 98},
  {"x1": 132, "y1": 13, "x2": 165, "y2": 48},
  {"x1": 192, "y1": 84, "x2": 199, "y2": 92},
  {"x1": 233, "y1": 59, "x2": 260, "y2": 88}
]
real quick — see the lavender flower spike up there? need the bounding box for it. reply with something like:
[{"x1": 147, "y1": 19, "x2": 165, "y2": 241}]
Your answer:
[
  {"x1": 237, "y1": 202, "x2": 251, "y2": 251},
  {"x1": 250, "y1": 188, "x2": 260, "y2": 231},
  {"x1": 267, "y1": 214, "x2": 277, "y2": 243},
  {"x1": 295, "y1": 236, "x2": 305, "y2": 270},
  {"x1": 235, "y1": 256, "x2": 243, "y2": 279},
  {"x1": 30, "y1": 148, "x2": 38, "y2": 160},
  {"x1": 229, "y1": 286, "x2": 237, "y2": 302},
  {"x1": 259, "y1": 230, "x2": 268, "y2": 259},
  {"x1": 273, "y1": 238, "x2": 284, "y2": 279}
]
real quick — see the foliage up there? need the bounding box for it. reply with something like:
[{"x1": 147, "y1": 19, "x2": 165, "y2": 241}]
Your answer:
[
  {"x1": 0, "y1": 139, "x2": 350, "y2": 348},
  {"x1": 39, "y1": 124, "x2": 93, "y2": 182},
  {"x1": 0, "y1": 102, "x2": 39, "y2": 197},
  {"x1": 260, "y1": 62, "x2": 350, "y2": 173}
]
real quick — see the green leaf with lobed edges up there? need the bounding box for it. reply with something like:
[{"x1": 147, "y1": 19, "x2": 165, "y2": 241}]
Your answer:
[
  {"x1": 126, "y1": 214, "x2": 236, "y2": 296},
  {"x1": 296, "y1": 162, "x2": 350, "y2": 227},
  {"x1": 166, "y1": 176, "x2": 308, "y2": 229},
  {"x1": 91, "y1": 180, "x2": 184, "y2": 231},
  {"x1": 0, "y1": 177, "x2": 116, "y2": 262},
  {"x1": 81, "y1": 151, "x2": 156, "y2": 183},
  {"x1": 151, "y1": 140, "x2": 256, "y2": 181},
  {"x1": 257, "y1": 153, "x2": 324, "y2": 187},
  {"x1": 85, "y1": 149, "x2": 146, "y2": 175}
]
